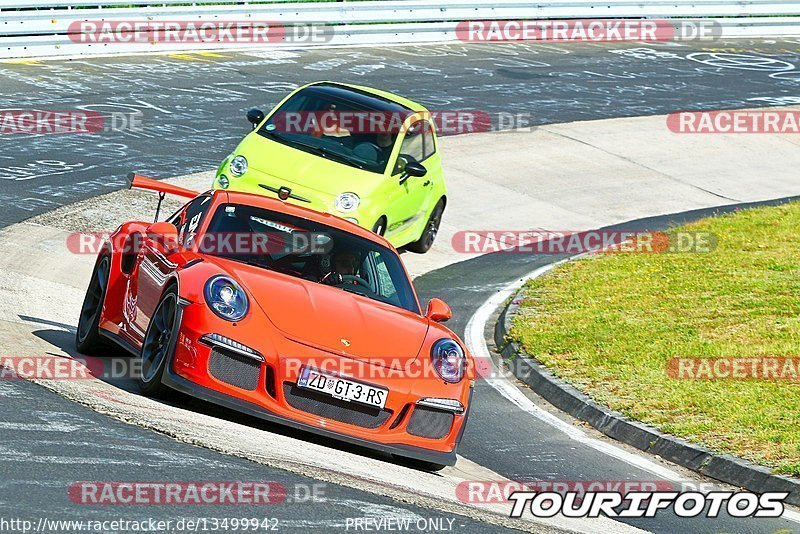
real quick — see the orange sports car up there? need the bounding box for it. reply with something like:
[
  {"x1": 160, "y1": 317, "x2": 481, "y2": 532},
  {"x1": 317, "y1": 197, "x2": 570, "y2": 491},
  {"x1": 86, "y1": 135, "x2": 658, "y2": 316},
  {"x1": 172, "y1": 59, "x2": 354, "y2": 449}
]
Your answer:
[{"x1": 76, "y1": 174, "x2": 473, "y2": 469}]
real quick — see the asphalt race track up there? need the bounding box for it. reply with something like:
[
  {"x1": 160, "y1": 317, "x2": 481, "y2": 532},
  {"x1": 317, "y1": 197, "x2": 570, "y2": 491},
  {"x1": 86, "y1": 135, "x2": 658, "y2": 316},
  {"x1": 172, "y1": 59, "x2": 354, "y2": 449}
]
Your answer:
[
  {"x1": 3, "y1": 39, "x2": 800, "y2": 228},
  {"x1": 2, "y1": 39, "x2": 800, "y2": 533},
  {"x1": 0, "y1": 379, "x2": 521, "y2": 533}
]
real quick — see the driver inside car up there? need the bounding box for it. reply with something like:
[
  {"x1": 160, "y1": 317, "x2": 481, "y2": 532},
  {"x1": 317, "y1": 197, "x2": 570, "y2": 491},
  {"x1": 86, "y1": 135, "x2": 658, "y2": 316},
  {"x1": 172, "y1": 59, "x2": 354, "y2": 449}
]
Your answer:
[
  {"x1": 321, "y1": 250, "x2": 361, "y2": 286},
  {"x1": 314, "y1": 103, "x2": 351, "y2": 139}
]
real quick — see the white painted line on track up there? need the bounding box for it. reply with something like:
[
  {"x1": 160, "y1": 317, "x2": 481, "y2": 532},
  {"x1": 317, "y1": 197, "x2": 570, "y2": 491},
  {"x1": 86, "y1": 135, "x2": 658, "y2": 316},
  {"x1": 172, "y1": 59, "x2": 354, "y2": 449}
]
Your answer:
[{"x1": 464, "y1": 260, "x2": 800, "y2": 525}]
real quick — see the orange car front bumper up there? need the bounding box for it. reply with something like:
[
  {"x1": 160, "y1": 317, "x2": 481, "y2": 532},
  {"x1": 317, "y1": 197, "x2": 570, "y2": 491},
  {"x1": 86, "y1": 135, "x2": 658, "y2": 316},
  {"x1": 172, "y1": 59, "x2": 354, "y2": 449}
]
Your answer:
[{"x1": 165, "y1": 302, "x2": 472, "y2": 466}]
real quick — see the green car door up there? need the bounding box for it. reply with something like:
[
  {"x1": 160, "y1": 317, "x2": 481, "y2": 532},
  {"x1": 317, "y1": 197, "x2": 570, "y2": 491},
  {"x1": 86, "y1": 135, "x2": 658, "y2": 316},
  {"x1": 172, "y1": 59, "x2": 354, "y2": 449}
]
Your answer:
[{"x1": 384, "y1": 118, "x2": 441, "y2": 245}]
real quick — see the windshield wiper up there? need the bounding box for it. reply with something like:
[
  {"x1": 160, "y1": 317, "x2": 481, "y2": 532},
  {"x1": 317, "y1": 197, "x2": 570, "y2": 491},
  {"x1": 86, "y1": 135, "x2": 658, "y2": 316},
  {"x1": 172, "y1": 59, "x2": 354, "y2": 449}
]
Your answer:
[
  {"x1": 260, "y1": 127, "x2": 366, "y2": 170},
  {"x1": 284, "y1": 139, "x2": 365, "y2": 170},
  {"x1": 258, "y1": 128, "x2": 284, "y2": 141}
]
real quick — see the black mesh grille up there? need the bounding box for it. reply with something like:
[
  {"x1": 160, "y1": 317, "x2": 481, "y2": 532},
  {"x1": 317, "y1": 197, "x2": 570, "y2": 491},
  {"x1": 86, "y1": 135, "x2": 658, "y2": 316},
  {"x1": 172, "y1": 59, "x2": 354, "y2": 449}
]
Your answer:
[
  {"x1": 208, "y1": 349, "x2": 261, "y2": 391},
  {"x1": 407, "y1": 406, "x2": 454, "y2": 439},
  {"x1": 283, "y1": 383, "x2": 392, "y2": 429}
]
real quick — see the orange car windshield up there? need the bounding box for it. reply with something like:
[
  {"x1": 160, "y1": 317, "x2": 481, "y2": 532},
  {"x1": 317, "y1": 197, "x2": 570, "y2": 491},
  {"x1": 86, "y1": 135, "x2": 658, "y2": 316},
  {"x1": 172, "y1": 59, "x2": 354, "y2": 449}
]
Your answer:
[{"x1": 203, "y1": 203, "x2": 420, "y2": 314}]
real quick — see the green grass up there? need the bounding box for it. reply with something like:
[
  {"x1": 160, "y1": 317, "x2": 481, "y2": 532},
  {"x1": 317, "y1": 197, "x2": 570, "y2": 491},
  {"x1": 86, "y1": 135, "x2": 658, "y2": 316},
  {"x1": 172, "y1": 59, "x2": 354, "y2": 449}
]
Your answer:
[{"x1": 509, "y1": 202, "x2": 800, "y2": 476}]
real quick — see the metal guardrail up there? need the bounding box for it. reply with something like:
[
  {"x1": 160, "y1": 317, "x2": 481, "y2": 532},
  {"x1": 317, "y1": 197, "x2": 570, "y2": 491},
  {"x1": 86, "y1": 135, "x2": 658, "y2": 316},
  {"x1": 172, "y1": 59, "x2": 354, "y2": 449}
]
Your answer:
[
  {"x1": 2, "y1": 0, "x2": 800, "y2": 59},
  {"x1": 2, "y1": 0, "x2": 311, "y2": 5}
]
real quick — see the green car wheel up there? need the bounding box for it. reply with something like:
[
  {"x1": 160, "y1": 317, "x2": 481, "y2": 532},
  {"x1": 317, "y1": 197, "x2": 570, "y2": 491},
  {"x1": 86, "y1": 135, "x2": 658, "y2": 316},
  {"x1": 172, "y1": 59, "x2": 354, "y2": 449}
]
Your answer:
[{"x1": 406, "y1": 199, "x2": 445, "y2": 254}]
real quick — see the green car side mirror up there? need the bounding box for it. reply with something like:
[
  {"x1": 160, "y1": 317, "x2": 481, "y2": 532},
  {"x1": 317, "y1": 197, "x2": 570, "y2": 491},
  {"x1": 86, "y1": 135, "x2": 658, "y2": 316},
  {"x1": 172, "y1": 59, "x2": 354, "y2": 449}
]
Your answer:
[
  {"x1": 396, "y1": 155, "x2": 427, "y2": 184},
  {"x1": 247, "y1": 108, "x2": 265, "y2": 129}
]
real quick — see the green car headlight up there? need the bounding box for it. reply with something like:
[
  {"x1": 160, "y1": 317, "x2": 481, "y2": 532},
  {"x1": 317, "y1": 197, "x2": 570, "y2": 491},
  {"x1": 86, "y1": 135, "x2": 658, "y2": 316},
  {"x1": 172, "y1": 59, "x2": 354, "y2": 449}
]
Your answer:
[
  {"x1": 230, "y1": 156, "x2": 248, "y2": 177},
  {"x1": 335, "y1": 192, "x2": 360, "y2": 213}
]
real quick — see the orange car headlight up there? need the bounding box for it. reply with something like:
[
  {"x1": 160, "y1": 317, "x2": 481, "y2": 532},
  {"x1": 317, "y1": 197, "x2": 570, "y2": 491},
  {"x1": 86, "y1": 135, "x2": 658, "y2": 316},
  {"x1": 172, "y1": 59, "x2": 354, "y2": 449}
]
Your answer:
[
  {"x1": 204, "y1": 275, "x2": 249, "y2": 322},
  {"x1": 431, "y1": 339, "x2": 465, "y2": 383}
]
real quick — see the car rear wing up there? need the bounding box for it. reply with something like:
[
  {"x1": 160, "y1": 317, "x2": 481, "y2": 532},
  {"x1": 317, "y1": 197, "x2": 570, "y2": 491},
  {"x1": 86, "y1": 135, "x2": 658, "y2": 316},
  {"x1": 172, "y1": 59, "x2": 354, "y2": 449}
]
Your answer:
[
  {"x1": 126, "y1": 172, "x2": 199, "y2": 200},
  {"x1": 127, "y1": 172, "x2": 200, "y2": 222}
]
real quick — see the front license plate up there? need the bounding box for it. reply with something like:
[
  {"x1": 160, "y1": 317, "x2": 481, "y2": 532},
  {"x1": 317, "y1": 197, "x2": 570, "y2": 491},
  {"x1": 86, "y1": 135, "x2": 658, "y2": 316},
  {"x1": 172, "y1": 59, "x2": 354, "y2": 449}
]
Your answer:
[{"x1": 297, "y1": 367, "x2": 388, "y2": 409}]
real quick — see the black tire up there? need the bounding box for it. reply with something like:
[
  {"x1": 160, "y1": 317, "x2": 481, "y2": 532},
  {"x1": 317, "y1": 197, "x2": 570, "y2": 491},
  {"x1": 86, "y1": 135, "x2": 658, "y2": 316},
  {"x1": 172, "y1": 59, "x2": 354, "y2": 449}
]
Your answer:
[
  {"x1": 76, "y1": 256, "x2": 112, "y2": 355},
  {"x1": 371, "y1": 216, "x2": 387, "y2": 236},
  {"x1": 138, "y1": 287, "x2": 178, "y2": 398},
  {"x1": 406, "y1": 199, "x2": 444, "y2": 254}
]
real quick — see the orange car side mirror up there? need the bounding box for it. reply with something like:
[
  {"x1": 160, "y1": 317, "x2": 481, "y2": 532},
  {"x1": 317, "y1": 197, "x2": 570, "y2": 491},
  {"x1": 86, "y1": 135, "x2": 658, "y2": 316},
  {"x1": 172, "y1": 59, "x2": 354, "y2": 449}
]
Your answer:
[
  {"x1": 426, "y1": 298, "x2": 452, "y2": 323},
  {"x1": 146, "y1": 222, "x2": 180, "y2": 254}
]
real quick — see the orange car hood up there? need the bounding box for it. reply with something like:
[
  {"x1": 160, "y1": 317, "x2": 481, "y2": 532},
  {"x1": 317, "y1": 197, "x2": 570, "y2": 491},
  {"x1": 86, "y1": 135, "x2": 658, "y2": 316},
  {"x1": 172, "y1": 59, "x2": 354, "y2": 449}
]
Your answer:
[{"x1": 212, "y1": 259, "x2": 428, "y2": 370}]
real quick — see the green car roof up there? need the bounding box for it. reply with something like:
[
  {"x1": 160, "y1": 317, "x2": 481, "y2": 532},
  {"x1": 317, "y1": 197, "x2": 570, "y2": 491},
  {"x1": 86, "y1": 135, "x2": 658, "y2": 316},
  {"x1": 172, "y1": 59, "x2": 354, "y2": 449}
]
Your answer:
[{"x1": 312, "y1": 81, "x2": 430, "y2": 114}]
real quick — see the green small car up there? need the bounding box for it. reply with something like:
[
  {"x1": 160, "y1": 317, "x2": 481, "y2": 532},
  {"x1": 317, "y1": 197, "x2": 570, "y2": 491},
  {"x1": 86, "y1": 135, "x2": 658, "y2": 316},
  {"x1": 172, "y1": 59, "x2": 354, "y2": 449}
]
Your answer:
[{"x1": 214, "y1": 81, "x2": 446, "y2": 253}]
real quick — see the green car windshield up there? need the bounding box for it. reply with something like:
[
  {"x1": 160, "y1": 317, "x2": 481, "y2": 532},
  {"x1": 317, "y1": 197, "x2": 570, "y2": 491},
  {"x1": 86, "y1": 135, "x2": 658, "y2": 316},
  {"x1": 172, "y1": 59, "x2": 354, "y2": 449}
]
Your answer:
[
  {"x1": 205, "y1": 203, "x2": 421, "y2": 315},
  {"x1": 258, "y1": 84, "x2": 413, "y2": 174}
]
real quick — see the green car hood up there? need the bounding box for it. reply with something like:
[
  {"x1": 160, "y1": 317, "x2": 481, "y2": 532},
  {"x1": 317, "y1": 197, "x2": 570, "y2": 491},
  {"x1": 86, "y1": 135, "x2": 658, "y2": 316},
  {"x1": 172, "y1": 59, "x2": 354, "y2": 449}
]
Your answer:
[{"x1": 237, "y1": 132, "x2": 384, "y2": 200}]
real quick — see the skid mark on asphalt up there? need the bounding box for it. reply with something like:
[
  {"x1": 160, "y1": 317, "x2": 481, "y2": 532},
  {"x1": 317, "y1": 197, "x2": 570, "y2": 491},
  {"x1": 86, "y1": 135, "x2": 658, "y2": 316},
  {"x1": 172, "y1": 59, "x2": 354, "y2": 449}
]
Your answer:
[
  {"x1": 0, "y1": 380, "x2": 23, "y2": 397},
  {"x1": 1, "y1": 450, "x2": 148, "y2": 466},
  {"x1": 0, "y1": 392, "x2": 244, "y2": 470},
  {"x1": 0, "y1": 420, "x2": 84, "y2": 433}
]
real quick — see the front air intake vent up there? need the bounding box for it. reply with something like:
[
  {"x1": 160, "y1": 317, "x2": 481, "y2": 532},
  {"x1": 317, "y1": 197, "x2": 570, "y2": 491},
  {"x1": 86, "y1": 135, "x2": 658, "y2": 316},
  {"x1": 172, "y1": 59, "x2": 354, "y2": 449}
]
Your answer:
[
  {"x1": 208, "y1": 349, "x2": 261, "y2": 391},
  {"x1": 407, "y1": 406, "x2": 454, "y2": 439},
  {"x1": 283, "y1": 383, "x2": 392, "y2": 429}
]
